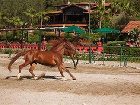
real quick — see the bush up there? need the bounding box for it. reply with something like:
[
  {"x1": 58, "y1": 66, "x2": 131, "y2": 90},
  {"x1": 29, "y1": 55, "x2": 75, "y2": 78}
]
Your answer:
[
  {"x1": 28, "y1": 30, "x2": 41, "y2": 43},
  {"x1": 0, "y1": 48, "x2": 13, "y2": 54},
  {"x1": 104, "y1": 46, "x2": 140, "y2": 62},
  {"x1": 64, "y1": 33, "x2": 73, "y2": 40},
  {"x1": 107, "y1": 41, "x2": 125, "y2": 46},
  {"x1": 104, "y1": 46, "x2": 140, "y2": 56}
]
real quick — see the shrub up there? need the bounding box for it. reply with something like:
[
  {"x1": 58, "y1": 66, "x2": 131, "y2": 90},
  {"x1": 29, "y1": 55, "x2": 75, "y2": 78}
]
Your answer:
[
  {"x1": 104, "y1": 46, "x2": 140, "y2": 62},
  {"x1": 104, "y1": 46, "x2": 140, "y2": 56},
  {"x1": 1, "y1": 48, "x2": 13, "y2": 54},
  {"x1": 107, "y1": 41, "x2": 125, "y2": 46}
]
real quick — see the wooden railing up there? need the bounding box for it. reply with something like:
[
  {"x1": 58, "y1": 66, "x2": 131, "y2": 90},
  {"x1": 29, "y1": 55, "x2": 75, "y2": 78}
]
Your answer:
[{"x1": 0, "y1": 43, "x2": 103, "y2": 53}]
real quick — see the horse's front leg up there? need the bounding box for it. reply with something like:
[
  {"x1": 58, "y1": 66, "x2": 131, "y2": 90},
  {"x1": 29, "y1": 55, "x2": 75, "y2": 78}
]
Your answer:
[
  {"x1": 61, "y1": 64, "x2": 76, "y2": 80},
  {"x1": 29, "y1": 63, "x2": 38, "y2": 80},
  {"x1": 70, "y1": 55, "x2": 77, "y2": 69},
  {"x1": 74, "y1": 55, "x2": 79, "y2": 69},
  {"x1": 58, "y1": 66, "x2": 64, "y2": 77}
]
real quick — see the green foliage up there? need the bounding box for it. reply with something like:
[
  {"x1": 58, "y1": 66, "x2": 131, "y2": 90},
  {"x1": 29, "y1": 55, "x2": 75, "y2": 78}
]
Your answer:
[
  {"x1": 0, "y1": 0, "x2": 46, "y2": 28},
  {"x1": 0, "y1": 30, "x2": 25, "y2": 42},
  {"x1": 126, "y1": 57, "x2": 140, "y2": 63},
  {"x1": 4, "y1": 48, "x2": 13, "y2": 54},
  {"x1": 101, "y1": 45, "x2": 140, "y2": 62},
  {"x1": 4, "y1": 16, "x2": 23, "y2": 27},
  {"x1": 6, "y1": 32, "x2": 14, "y2": 41},
  {"x1": 0, "y1": 31, "x2": 13, "y2": 41},
  {"x1": 79, "y1": 33, "x2": 101, "y2": 41},
  {"x1": 64, "y1": 33, "x2": 73, "y2": 40},
  {"x1": 0, "y1": 0, "x2": 140, "y2": 30},
  {"x1": 90, "y1": 0, "x2": 140, "y2": 29},
  {"x1": 107, "y1": 41, "x2": 125, "y2": 46},
  {"x1": 104, "y1": 46, "x2": 140, "y2": 57},
  {"x1": 90, "y1": 33, "x2": 102, "y2": 41},
  {"x1": 129, "y1": 28, "x2": 140, "y2": 41},
  {"x1": 28, "y1": 30, "x2": 40, "y2": 43}
]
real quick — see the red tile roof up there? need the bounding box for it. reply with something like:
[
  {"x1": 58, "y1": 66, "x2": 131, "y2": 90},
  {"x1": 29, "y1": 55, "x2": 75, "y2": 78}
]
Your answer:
[{"x1": 121, "y1": 21, "x2": 140, "y2": 33}]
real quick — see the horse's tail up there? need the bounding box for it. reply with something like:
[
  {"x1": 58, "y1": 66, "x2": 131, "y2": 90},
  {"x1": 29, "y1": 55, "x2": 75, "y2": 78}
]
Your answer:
[{"x1": 8, "y1": 51, "x2": 29, "y2": 72}]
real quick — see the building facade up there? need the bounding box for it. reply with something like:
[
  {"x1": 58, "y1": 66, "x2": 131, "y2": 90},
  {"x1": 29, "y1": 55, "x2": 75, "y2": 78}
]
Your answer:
[{"x1": 46, "y1": 2, "x2": 111, "y2": 30}]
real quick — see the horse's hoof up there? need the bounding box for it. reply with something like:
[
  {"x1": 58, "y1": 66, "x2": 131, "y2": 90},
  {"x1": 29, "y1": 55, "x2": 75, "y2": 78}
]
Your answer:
[
  {"x1": 73, "y1": 78, "x2": 76, "y2": 80},
  {"x1": 34, "y1": 76, "x2": 39, "y2": 80},
  {"x1": 5, "y1": 76, "x2": 10, "y2": 79},
  {"x1": 60, "y1": 77, "x2": 69, "y2": 81},
  {"x1": 17, "y1": 73, "x2": 21, "y2": 80}
]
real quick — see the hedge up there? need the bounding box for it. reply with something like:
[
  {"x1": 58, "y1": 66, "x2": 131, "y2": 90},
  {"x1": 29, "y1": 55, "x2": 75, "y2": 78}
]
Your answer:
[{"x1": 104, "y1": 46, "x2": 140, "y2": 57}]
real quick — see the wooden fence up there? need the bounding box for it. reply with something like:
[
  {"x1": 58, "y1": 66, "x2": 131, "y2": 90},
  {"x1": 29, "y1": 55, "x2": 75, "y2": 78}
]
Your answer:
[{"x1": 0, "y1": 42, "x2": 103, "y2": 53}]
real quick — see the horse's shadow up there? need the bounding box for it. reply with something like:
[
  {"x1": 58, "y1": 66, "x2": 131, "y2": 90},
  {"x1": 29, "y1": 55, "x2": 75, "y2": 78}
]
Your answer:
[{"x1": 5, "y1": 75, "x2": 62, "y2": 80}]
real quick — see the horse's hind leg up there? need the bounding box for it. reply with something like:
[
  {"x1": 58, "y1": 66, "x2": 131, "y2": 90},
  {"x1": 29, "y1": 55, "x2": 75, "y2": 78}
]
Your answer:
[
  {"x1": 18, "y1": 61, "x2": 30, "y2": 79},
  {"x1": 71, "y1": 57, "x2": 76, "y2": 69},
  {"x1": 75, "y1": 55, "x2": 79, "y2": 69},
  {"x1": 70, "y1": 55, "x2": 78, "y2": 69},
  {"x1": 58, "y1": 66, "x2": 64, "y2": 77},
  {"x1": 29, "y1": 63, "x2": 37, "y2": 79}
]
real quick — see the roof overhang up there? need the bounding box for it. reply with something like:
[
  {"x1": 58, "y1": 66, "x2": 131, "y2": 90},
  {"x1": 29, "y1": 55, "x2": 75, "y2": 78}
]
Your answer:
[
  {"x1": 121, "y1": 21, "x2": 140, "y2": 33},
  {"x1": 47, "y1": 24, "x2": 88, "y2": 27}
]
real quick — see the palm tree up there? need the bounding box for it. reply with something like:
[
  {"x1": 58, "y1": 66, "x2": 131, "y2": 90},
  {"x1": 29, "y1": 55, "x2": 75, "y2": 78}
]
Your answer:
[
  {"x1": 24, "y1": 8, "x2": 37, "y2": 27},
  {"x1": 35, "y1": 11, "x2": 50, "y2": 28}
]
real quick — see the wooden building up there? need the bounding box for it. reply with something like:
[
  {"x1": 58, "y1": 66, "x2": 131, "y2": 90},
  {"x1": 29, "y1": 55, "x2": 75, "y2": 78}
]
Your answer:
[{"x1": 46, "y1": 2, "x2": 111, "y2": 30}]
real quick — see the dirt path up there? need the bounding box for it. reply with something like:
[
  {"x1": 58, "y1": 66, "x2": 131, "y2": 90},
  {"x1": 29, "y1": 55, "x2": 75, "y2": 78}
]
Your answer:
[{"x1": 0, "y1": 58, "x2": 140, "y2": 105}]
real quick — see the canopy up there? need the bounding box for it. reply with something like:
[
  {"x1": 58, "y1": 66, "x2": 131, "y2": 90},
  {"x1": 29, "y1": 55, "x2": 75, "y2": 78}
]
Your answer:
[
  {"x1": 62, "y1": 25, "x2": 85, "y2": 34},
  {"x1": 93, "y1": 28, "x2": 120, "y2": 33}
]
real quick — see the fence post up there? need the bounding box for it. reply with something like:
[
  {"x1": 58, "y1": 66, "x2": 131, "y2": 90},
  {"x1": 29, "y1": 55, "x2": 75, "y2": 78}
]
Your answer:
[
  {"x1": 21, "y1": 29, "x2": 24, "y2": 49},
  {"x1": 89, "y1": 45, "x2": 92, "y2": 63},
  {"x1": 8, "y1": 49, "x2": 12, "y2": 58},
  {"x1": 102, "y1": 46, "x2": 105, "y2": 65},
  {"x1": 123, "y1": 48, "x2": 127, "y2": 67},
  {"x1": 124, "y1": 57, "x2": 127, "y2": 67},
  {"x1": 92, "y1": 52, "x2": 95, "y2": 63},
  {"x1": 120, "y1": 46, "x2": 123, "y2": 67},
  {"x1": 38, "y1": 30, "x2": 42, "y2": 50}
]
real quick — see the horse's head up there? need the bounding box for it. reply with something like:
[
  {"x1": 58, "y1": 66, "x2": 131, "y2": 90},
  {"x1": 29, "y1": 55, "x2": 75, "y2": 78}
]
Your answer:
[
  {"x1": 49, "y1": 38, "x2": 78, "y2": 55},
  {"x1": 65, "y1": 41, "x2": 76, "y2": 51},
  {"x1": 48, "y1": 39, "x2": 60, "y2": 47}
]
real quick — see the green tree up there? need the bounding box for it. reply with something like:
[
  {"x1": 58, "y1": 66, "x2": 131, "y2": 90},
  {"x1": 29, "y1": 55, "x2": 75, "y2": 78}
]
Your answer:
[
  {"x1": 4, "y1": 17, "x2": 23, "y2": 28},
  {"x1": 35, "y1": 11, "x2": 50, "y2": 28},
  {"x1": 0, "y1": 0, "x2": 46, "y2": 28},
  {"x1": 109, "y1": 0, "x2": 139, "y2": 28},
  {"x1": 91, "y1": 0, "x2": 112, "y2": 28},
  {"x1": 24, "y1": 8, "x2": 37, "y2": 27}
]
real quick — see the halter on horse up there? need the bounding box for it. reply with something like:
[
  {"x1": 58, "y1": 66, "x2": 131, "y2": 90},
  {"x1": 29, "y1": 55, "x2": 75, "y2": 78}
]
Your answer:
[{"x1": 8, "y1": 39, "x2": 76, "y2": 80}]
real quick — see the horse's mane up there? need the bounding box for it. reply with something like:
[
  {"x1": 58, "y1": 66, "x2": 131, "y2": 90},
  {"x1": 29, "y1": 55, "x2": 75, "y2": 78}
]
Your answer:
[
  {"x1": 49, "y1": 38, "x2": 77, "y2": 53},
  {"x1": 49, "y1": 39, "x2": 64, "y2": 51}
]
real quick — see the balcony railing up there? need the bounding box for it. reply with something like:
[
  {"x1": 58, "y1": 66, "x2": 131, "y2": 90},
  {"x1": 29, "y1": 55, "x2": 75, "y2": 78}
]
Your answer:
[{"x1": 48, "y1": 21, "x2": 88, "y2": 24}]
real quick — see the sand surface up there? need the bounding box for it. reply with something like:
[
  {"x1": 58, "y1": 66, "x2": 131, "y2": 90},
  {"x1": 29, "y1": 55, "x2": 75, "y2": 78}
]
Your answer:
[{"x1": 0, "y1": 57, "x2": 140, "y2": 105}]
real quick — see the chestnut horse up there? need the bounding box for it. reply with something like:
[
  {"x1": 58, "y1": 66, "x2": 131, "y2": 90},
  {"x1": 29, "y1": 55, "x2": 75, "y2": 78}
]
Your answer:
[
  {"x1": 48, "y1": 39, "x2": 79, "y2": 69},
  {"x1": 8, "y1": 39, "x2": 76, "y2": 80}
]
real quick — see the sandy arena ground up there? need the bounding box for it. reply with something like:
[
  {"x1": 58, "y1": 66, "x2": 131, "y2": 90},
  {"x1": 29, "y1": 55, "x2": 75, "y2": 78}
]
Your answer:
[{"x1": 0, "y1": 56, "x2": 140, "y2": 105}]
